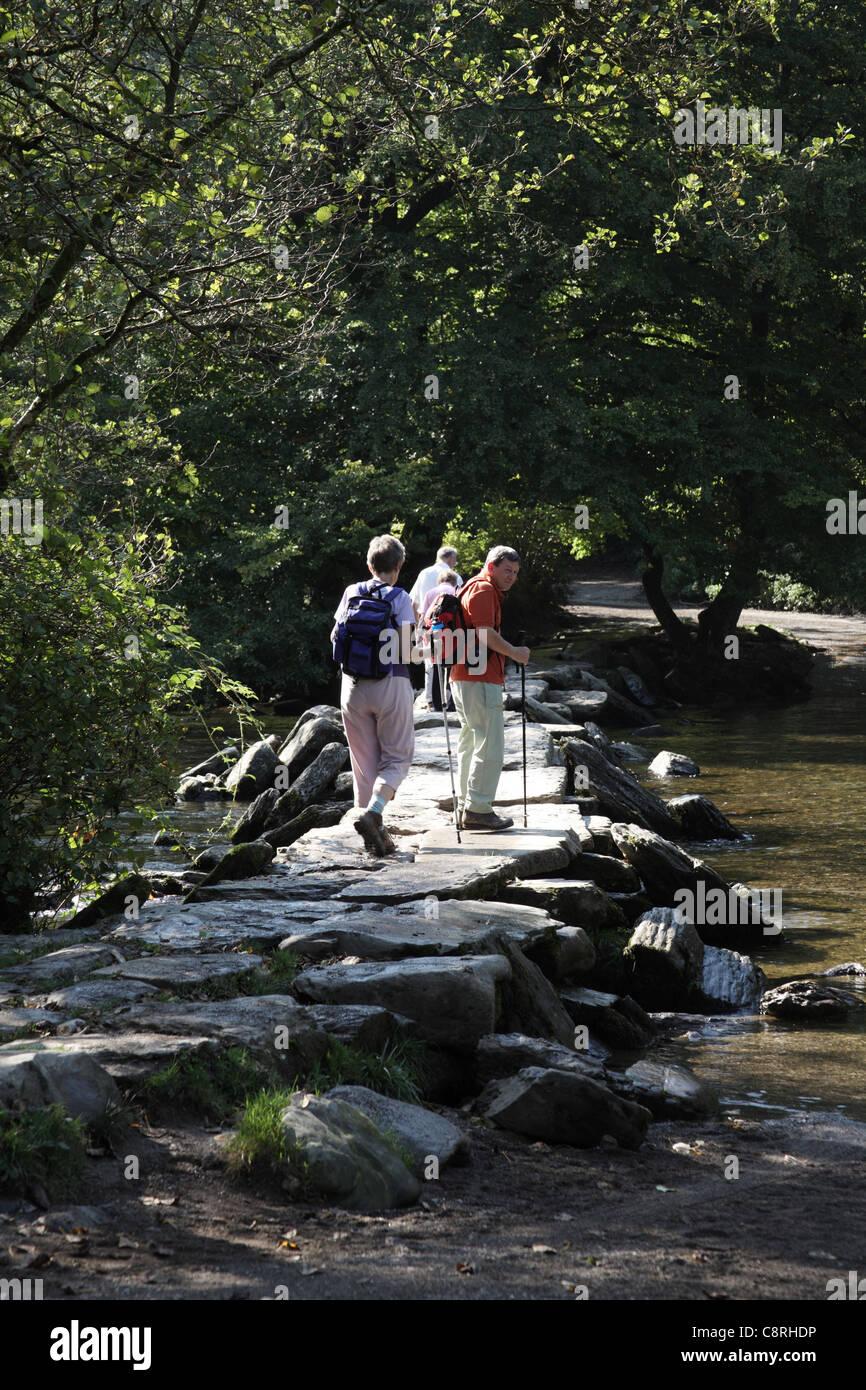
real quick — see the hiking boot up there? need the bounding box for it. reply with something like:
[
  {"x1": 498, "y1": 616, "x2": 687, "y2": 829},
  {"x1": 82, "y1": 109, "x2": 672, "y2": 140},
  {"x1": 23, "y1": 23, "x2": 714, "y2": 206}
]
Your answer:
[
  {"x1": 354, "y1": 809, "x2": 391, "y2": 857},
  {"x1": 462, "y1": 810, "x2": 514, "y2": 832}
]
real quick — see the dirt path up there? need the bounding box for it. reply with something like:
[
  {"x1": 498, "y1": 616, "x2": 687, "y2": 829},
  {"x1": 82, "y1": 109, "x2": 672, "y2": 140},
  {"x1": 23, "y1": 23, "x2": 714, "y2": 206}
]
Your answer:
[
  {"x1": 565, "y1": 564, "x2": 866, "y2": 658},
  {"x1": 6, "y1": 1109, "x2": 864, "y2": 1302}
]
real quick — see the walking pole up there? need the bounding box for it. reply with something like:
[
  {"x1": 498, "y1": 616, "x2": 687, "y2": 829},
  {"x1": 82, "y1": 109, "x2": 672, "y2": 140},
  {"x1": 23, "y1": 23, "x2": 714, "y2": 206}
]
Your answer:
[
  {"x1": 518, "y1": 629, "x2": 528, "y2": 828},
  {"x1": 433, "y1": 626, "x2": 461, "y2": 845}
]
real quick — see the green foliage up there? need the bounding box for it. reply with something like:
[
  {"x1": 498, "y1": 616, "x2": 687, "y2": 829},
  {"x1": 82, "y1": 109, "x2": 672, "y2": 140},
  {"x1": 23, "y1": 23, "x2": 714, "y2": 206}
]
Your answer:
[
  {"x1": 301, "y1": 1037, "x2": 429, "y2": 1105},
  {"x1": 224, "y1": 1086, "x2": 309, "y2": 1188},
  {"x1": 134, "y1": 1046, "x2": 266, "y2": 1121},
  {"x1": 0, "y1": 1104, "x2": 87, "y2": 1200}
]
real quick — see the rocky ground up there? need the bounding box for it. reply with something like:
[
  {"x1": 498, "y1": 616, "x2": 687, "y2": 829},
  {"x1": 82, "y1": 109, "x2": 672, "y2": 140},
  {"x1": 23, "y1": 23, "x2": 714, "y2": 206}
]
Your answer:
[{"x1": 2, "y1": 644, "x2": 864, "y2": 1302}]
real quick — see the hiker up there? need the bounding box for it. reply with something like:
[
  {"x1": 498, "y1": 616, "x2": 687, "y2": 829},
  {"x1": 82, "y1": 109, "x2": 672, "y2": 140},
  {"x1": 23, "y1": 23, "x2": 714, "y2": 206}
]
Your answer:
[
  {"x1": 331, "y1": 534, "x2": 415, "y2": 857},
  {"x1": 409, "y1": 546, "x2": 463, "y2": 709},
  {"x1": 420, "y1": 568, "x2": 460, "y2": 713},
  {"x1": 449, "y1": 546, "x2": 530, "y2": 831}
]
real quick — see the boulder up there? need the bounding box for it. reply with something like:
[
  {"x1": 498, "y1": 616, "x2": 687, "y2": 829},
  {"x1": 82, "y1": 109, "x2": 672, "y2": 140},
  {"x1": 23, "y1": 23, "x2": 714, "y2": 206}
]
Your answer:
[
  {"x1": 268, "y1": 743, "x2": 349, "y2": 825},
  {"x1": 293, "y1": 955, "x2": 511, "y2": 1050},
  {"x1": 231, "y1": 789, "x2": 280, "y2": 845},
  {"x1": 522, "y1": 695, "x2": 572, "y2": 725},
  {"x1": 279, "y1": 1091, "x2": 420, "y2": 1211},
  {"x1": 263, "y1": 801, "x2": 348, "y2": 850},
  {"x1": 53, "y1": 874, "x2": 152, "y2": 931},
  {"x1": 191, "y1": 842, "x2": 235, "y2": 872},
  {"x1": 497, "y1": 878, "x2": 628, "y2": 935},
  {"x1": 760, "y1": 980, "x2": 863, "y2": 1021},
  {"x1": 582, "y1": 721, "x2": 617, "y2": 763},
  {"x1": 306, "y1": 1005, "x2": 408, "y2": 1053},
  {"x1": 224, "y1": 740, "x2": 280, "y2": 801},
  {"x1": 279, "y1": 898, "x2": 557, "y2": 962},
  {"x1": 2, "y1": 943, "x2": 126, "y2": 990},
  {"x1": 610, "y1": 823, "x2": 730, "y2": 913},
  {"x1": 616, "y1": 666, "x2": 656, "y2": 708},
  {"x1": 665, "y1": 794, "x2": 743, "y2": 841},
  {"x1": 648, "y1": 751, "x2": 700, "y2": 778},
  {"x1": 474, "y1": 1033, "x2": 608, "y2": 1089},
  {"x1": 700, "y1": 945, "x2": 765, "y2": 1011},
  {"x1": 566, "y1": 853, "x2": 641, "y2": 893},
  {"x1": 625, "y1": 907, "x2": 764, "y2": 1012},
  {"x1": 487, "y1": 935, "x2": 576, "y2": 1048},
  {"x1": 106, "y1": 995, "x2": 329, "y2": 1076},
  {"x1": 476, "y1": 1066, "x2": 651, "y2": 1150},
  {"x1": 624, "y1": 908, "x2": 706, "y2": 1010},
  {"x1": 0, "y1": 1046, "x2": 121, "y2": 1124},
  {"x1": 562, "y1": 676, "x2": 654, "y2": 728},
  {"x1": 183, "y1": 839, "x2": 276, "y2": 903},
  {"x1": 525, "y1": 926, "x2": 596, "y2": 983},
  {"x1": 611, "y1": 741, "x2": 650, "y2": 762},
  {"x1": 822, "y1": 962, "x2": 866, "y2": 978},
  {"x1": 44, "y1": 979, "x2": 161, "y2": 1010},
  {"x1": 325, "y1": 1085, "x2": 470, "y2": 1172},
  {"x1": 559, "y1": 987, "x2": 656, "y2": 1049},
  {"x1": 291, "y1": 705, "x2": 343, "y2": 733},
  {"x1": 179, "y1": 745, "x2": 240, "y2": 780},
  {"x1": 606, "y1": 1059, "x2": 717, "y2": 1118},
  {"x1": 278, "y1": 716, "x2": 347, "y2": 782},
  {"x1": 333, "y1": 772, "x2": 355, "y2": 800},
  {"x1": 90, "y1": 952, "x2": 264, "y2": 990},
  {"x1": 559, "y1": 739, "x2": 681, "y2": 838}
]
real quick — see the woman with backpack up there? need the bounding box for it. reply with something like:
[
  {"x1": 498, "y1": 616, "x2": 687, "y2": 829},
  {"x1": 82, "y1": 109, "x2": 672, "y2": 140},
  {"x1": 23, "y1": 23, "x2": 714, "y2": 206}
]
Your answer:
[
  {"x1": 420, "y1": 569, "x2": 459, "y2": 713},
  {"x1": 331, "y1": 534, "x2": 415, "y2": 857}
]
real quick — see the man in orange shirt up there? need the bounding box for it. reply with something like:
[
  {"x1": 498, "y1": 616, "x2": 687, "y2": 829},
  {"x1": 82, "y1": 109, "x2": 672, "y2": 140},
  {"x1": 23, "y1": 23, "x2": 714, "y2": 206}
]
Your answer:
[{"x1": 450, "y1": 546, "x2": 530, "y2": 831}]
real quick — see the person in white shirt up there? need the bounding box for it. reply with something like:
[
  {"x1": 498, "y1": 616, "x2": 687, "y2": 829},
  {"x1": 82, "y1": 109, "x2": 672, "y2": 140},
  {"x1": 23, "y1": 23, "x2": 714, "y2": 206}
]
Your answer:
[{"x1": 409, "y1": 547, "x2": 463, "y2": 708}]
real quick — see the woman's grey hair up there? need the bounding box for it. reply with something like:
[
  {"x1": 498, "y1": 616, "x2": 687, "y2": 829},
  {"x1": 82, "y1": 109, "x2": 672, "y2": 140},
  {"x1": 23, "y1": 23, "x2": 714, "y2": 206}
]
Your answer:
[
  {"x1": 438, "y1": 569, "x2": 459, "y2": 588},
  {"x1": 486, "y1": 545, "x2": 520, "y2": 567},
  {"x1": 367, "y1": 533, "x2": 406, "y2": 574}
]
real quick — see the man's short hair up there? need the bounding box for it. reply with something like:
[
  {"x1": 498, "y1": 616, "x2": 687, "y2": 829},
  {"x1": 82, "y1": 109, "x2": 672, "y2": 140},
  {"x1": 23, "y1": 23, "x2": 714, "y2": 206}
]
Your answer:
[
  {"x1": 368, "y1": 533, "x2": 406, "y2": 574},
  {"x1": 437, "y1": 546, "x2": 458, "y2": 562},
  {"x1": 486, "y1": 545, "x2": 520, "y2": 567}
]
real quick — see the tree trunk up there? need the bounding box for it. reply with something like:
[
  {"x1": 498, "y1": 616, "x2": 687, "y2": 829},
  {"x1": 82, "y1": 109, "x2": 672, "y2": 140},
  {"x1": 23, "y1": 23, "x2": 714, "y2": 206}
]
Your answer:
[
  {"x1": 640, "y1": 545, "x2": 694, "y2": 653},
  {"x1": 696, "y1": 545, "x2": 756, "y2": 653}
]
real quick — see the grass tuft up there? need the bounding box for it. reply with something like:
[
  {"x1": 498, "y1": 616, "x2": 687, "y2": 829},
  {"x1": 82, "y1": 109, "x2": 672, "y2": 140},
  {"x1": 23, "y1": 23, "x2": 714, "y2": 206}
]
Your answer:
[
  {"x1": 133, "y1": 1046, "x2": 267, "y2": 1121},
  {"x1": 0, "y1": 1104, "x2": 88, "y2": 1200}
]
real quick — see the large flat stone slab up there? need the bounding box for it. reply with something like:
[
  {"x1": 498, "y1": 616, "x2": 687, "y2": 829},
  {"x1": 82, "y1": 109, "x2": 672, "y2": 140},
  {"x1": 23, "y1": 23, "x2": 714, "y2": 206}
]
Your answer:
[
  {"x1": 190, "y1": 874, "x2": 369, "y2": 903},
  {"x1": 104, "y1": 995, "x2": 329, "y2": 1075},
  {"x1": 0, "y1": 1006, "x2": 64, "y2": 1041},
  {"x1": 498, "y1": 878, "x2": 629, "y2": 934},
  {"x1": 336, "y1": 854, "x2": 517, "y2": 905},
  {"x1": 0, "y1": 1032, "x2": 220, "y2": 1085},
  {"x1": 402, "y1": 765, "x2": 566, "y2": 810},
  {"x1": 104, "y1": 900, "x2": 351, "y2": 952},
  {"x1": 43, "y1": 978, "x2": 162, "y2": 1010},
  {"x1": 279, "y1": 899, "x2": 558, "y2": 962},
  {"x1": 90, "y1": 952, "x2": 263, "y2": 990},
  {"x1": 293, "y1": 955, "x2": 512, "y2": 1049},
  {"x1": 416, "y1": 823, "x2": 577, "y2": 879},
  {"x1": 1, "y1": 944, "x2": 126, "y2": 990}
]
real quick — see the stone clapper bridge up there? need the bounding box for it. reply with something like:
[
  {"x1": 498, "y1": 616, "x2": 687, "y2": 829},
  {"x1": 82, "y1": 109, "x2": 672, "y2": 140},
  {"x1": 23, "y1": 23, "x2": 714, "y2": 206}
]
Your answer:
[{"x1": 0, "y1": 665, "x2": 774, "y2": 1212}]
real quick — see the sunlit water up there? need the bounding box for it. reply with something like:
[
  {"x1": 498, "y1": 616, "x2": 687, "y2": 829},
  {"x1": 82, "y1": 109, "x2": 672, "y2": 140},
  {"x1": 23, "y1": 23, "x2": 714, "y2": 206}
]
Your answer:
[{"x1": 109, "y1": 650, "x2": 866, "y2": 1121}]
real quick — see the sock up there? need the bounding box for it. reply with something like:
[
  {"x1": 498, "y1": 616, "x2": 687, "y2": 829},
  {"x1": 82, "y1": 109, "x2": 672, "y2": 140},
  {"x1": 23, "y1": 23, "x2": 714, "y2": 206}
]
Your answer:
[{"x1": 367, "y1": 793, "x2": 386, "y2": 816}]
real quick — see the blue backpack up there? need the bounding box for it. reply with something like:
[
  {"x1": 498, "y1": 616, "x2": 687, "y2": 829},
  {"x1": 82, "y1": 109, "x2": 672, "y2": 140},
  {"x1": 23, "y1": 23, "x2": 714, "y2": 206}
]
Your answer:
[{"x1": 332, "y1": 581, "x2": 397, "y2": 680}]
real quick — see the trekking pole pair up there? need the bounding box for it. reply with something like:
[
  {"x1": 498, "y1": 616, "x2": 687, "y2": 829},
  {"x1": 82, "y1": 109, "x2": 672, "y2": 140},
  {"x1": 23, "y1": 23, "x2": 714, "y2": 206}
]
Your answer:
[{"x1": 517, "y1": 629, "x2": 528, "y2": 829}]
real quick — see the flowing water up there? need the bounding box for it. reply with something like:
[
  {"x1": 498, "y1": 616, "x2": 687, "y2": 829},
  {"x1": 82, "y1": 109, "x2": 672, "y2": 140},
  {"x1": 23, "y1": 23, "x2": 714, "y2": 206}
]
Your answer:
[{"x1": 110, "y1": 647, "x2": 866, "y2": 1122}]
